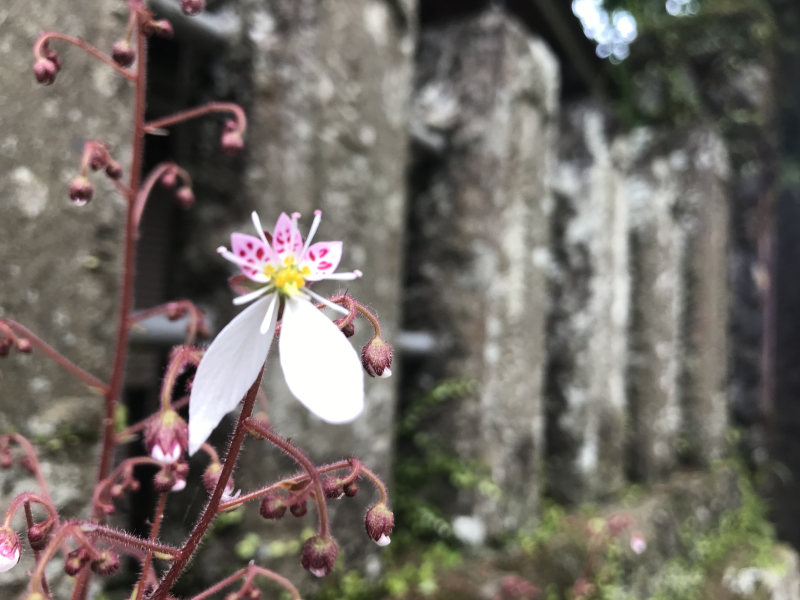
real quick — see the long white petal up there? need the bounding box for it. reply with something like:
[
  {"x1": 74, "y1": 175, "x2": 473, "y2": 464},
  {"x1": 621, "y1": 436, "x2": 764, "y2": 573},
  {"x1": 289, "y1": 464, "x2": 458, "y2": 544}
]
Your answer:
[
  {"x1": 318, "y1": 271, "x2": 362, "y2": 281},
  {"x1": 232, "y1": 286, "x2": 271, "y2": 306},
  {"x1": 251, "y1": 211, "x2": 270, "y2": 248},
  {"x1": 260, "y1": 294, "x2": 279, "y2": 334},
  {"x1": 301, "y1": 210, "x2": 322, "y2": 258},
  {"x1": 188, "y1": 296, "x2": 277, "y2": 454},
  {"x1": 279, "y1": 297, "x2": 364, "y2": 424},
  {"x1": 303, "y1": 288, "x2": 349, "y2": 316}
]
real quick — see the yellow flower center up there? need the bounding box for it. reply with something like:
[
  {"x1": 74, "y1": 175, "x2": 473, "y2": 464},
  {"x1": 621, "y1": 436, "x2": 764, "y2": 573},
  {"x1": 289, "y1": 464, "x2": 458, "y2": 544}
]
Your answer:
[{"x1": 265, "y1": 256, "x2": 311, "y2": 296}]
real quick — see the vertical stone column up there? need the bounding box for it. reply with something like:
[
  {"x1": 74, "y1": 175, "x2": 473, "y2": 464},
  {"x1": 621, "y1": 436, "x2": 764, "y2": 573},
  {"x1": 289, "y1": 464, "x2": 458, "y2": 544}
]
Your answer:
[
  {"x1": 0, "y1": 0, "x2": 131, "y2": 595},
  {"x1": 624, "y1": 129, "x2": 686, "y2": 482},
  {"x1": 623, "y1": 128, "x2": 731, "y2": 482},
  {"x1": 232, "y1": 0, "x2": 415, "y2": 564},
  {"x1": 546, "y1": 103, "x2": 629, "y2": 504},
  {"x1": 678, "y1": 130, "x2": 730, "y2": 466},
  {"x1": 406, "y1": 9, "x2": 559, "y2": 536}
]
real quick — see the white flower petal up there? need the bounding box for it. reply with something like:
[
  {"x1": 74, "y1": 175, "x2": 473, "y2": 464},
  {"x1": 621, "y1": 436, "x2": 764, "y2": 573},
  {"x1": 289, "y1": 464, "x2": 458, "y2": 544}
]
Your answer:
[
  {"x1": 303, "y1": 287, "x2": 349, "y2": 316},
  {"x1": 233, "y1": 286, "x2": 271, "y2": 306},
  {"x1": 279, "y1": 297, "x2": 364, "y2": 424},
  {"x1": 376, "y1": 534, "x2": 391, "y2": 547},
  {"x1": 188, "y1": 296, "x2": 277, "y2": 455},
  {"x1": 0, "y1": 548, "x2": 19, "y2": 572},
  {"x1": 260, "y1": 295, "x2": 279, "y2": 334}
]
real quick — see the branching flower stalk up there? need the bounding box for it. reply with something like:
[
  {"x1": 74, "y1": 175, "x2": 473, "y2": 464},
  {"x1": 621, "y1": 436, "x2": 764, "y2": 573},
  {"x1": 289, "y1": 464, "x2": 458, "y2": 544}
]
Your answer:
[{"x1": 1, "y1": 1, "x2": 395, "y2": 598}]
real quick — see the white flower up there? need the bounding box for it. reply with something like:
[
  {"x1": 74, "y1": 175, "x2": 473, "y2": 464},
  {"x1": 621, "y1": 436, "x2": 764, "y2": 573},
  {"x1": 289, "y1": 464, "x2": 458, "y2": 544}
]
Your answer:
[
  {"x1": 188, "y1": 211, "x2": 364, "y2": 454},
  {"x1": 0, "y1": 527, "x2": 20, "y2": 573}
]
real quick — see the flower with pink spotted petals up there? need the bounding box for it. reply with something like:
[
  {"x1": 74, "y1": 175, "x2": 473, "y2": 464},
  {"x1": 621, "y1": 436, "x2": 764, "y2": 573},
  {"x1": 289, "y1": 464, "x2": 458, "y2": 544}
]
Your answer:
[{"x1": 188, "y1": 210, "x2": 364, "y2": 455}]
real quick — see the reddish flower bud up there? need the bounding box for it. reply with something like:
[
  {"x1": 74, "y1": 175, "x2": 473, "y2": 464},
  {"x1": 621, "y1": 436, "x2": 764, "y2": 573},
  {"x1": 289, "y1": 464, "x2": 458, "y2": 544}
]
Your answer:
[
  {"x1": 144, "y1": 19, "x2": 174, "y2": 39},
  {"x1": 175, "y1": 186, "x2": 195, "y2": 209},
  {"x1": 91, "y1": 549, "x2": 120, "y2": 576},
  {"x1": 160, "y1": 170, "x2": 178, "y2": 189},
  {"x1": 145, "y1": 409, "x2": 188, "y2": 463},
  {"x1": 0, "y1": 449, "x2": 12, "y2": 469},
  {"x1": 15, "y1": 338, "x2": 32, "y2": 354},
  {"x1": 322, "y1": 477, "x2": 344, "y2": 500},
  {"x1": 111, "y1": 41, "x2": 136, "y2": 68},
  {"x1": 69, "y1": 176, "x2": 94, "y2": 206},
  {"x1": 203, "y1": 462, "x2": 239, "y2": 500},
  {"x1": 0, "y1": 339, "x2": 11, "y2": 358},
  {"x1": 243, "y1": 586, "x2": 262, "y2": 600},
  {"x1": 300, "y1": 535, "x2": 338, "y2": 578},
  {"x1": 221, "y1": 130, "x2": 244, "y2": 156},
  {"x1": 105, "y1": 160, "x2": 123, "y2": 180},
  {"x1": 0, "y1": 527, "x2": 21, "y2": 572},
  {"x1": 88, "y1": 147, "x2": 108, "y2": 171},
  {"x1": 223, "y1": 119, "x2": 238, "y2": 133},
  {"x1": 174, "y1": 461, "x2": 190, "y2": 480},
  {"x1": 259, "y1": 493, "x2": 286, "y2": 520},
  {"x1": 289, "y1": 499, "x2": 308, "y2": 518},
  {"x1": 498, "y1": 574, "x2": 541, "y2": 600},
  {"x1": 19, "y1": 456, "x2": 36, "y2": 475},
  {"x1": 27, "y1": 520, "x2": 53, "y2": 551},
  {"x1": 181, "y1": 0, "x2": 206, "y2": 15},
  {"x1": 153, "y1": 467, "x2": 177, "y2": 493},
  {"x1": 33, "y1": 59, "x2": 58, "y2": 85},
  {"x1": 42, "y1": 46, "x2": 62, "y2": 72},
  {"x1": 64, "y1": 547, "x2": 89, "y2": 576},
  {"x1": 343, "y1": 481, "x2": 359, "y2": 498},
  {"x1": 365, "y1": 503, "x2": 393, "y2": 546},
  {"x1": 335, "y1": 316, "x2": 355, "y2": 338},
  {"x1": 361, "y1": 337, "x2": 393, "y2": 378}
]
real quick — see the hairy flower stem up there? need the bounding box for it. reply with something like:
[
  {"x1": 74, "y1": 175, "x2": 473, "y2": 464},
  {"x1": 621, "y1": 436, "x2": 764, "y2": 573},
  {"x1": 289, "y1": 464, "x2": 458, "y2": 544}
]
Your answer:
[
  {"x1": 189, "y1": 564, "x2": 301, "y2": 600},
  {"x1": 98, "y1": 12, "x2": 149, "y2": 491},
  {"x1": 135, "y1": 493, "x2": 168, "y2": 600},
  {"x1": 151, "y1": 370, "x2": 264, "y2": 599},
  {"x1": 242, "y1": 418, "x2": 330, "y2": 537}
]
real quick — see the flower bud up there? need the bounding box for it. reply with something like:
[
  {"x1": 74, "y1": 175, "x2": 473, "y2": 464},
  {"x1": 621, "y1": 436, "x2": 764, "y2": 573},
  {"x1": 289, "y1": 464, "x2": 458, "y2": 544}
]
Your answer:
[
  {"x1": 300, "y1": 535, "x2": 338, "y2": 578},
  {"x1": 69, "y1": 176, "x2": 94, "y2": 206},
  {"x1": 15, "y1": 338, "x2": 32, "y2": 353},
  {"x1": 42, "y1": 46, "x2": 62, "y2": 72},
  {"x1": 361, "y1": 337, "x2": 393, "y2": 378},
  {"x1": 0, "y1": 527, "x2": 21, "y2": 572},
  {"x1": 19, "y1": 456, "x2": 36, "y2": 475},
  {"x1": 0, "y1": 449, "x2": 12, "y2": 469},
  {"x1": 91, "y1": 549, "x2": 120, "y2": 576},
  {"x1": 343, "y1": 481, "x2": 359, "y2": 498},
  {"x1": 335, "y1": 317, "x2": 355, "y2": 338},
  {"x1": 289, "y1": 499, "x2": 308, "y2": 518},
  {"x1": 105, "y1": 160, "x2": 123, "y2": 180},
  {"x1": 203, "y1": 462, "x2": 238, "y2": 501},
  {"x1": 259, "y1": 493, "x2": 286, "y2": 520},
  {"x1": 0, "y1": 339, "x2": 11, "y2": 358},
  {"x1": 27, "y1": 520, "x2": 53, "y2": 551},
  {"x1": 143, "y1": 19, "x2": 174, "y2": 39},
  {"x1": 160, "y1": 170, "x2": 178, "y2": 189},
  {"x1": 221, "y1": 131, "x2": 244, "y2": 156},
  {"x1": 145, "y1": 409, "x2": 188, "y2": 463},
  {"x1": 243, "y1": 586, "x2": 262, "y2": 600},
  {"x1": 153, "y1": 467, "x2": 177, "y2": 493},
  {"x1": 33, "y1": 59, "x2": 58, "y2": 85},
  {"x1": 322, "y1": 477, "x2": 344, "y2": 500},
  {"x1": 111, "y1": 41, "x2": 136, "y2": 68},
  {"x1": 181, "y1": 0, "x2": 206, "y2": 15},
  {"x1": 175, "y1": 186, "x2": 195, "y2": 210},
  {"x1": 365, "y1": 503, "x2": 393, "y2": 546},
  {"x1": 64, "y1": 547, "x2": 89, "y2": 576},
  {"x1": 88, "y1": 147, "x2": 108, "y2": 171}
]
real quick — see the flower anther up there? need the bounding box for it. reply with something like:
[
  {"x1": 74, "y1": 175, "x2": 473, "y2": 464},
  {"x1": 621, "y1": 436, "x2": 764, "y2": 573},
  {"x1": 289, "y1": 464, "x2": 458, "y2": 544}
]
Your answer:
[{"x1": 188, "y1": 210, "x2": 365, "y2": 454}]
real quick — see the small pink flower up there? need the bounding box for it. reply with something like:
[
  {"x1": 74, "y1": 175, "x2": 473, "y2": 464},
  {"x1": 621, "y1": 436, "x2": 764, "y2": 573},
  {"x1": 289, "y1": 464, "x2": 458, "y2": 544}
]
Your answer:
[
  {"x1": 189, "y1": 211, "x2": 364, "y2": 454},
  {"x1": 630, "y1": 532, "x2": 647, "y2": 554}
]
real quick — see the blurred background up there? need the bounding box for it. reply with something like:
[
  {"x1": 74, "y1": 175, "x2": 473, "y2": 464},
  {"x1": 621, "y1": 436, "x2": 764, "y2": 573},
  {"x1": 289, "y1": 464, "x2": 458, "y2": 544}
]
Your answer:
[{"x1": 1, "y1": 0, "x2": 800, "y2": 598}]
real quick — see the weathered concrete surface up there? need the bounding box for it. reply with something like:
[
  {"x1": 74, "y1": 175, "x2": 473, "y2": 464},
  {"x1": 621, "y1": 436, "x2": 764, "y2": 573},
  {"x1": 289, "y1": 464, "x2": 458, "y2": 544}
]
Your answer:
[
  {"x1": 678, "y1": 130, "x2": 730, "y2": 466},
  {"x1": 0, "y1": 0, "x2": 131, "y2": 595},
  {"x1": 623, "y1": 129, "x2": 686, "y2": 482},
  {"x1": 546, "y1": 103, "x2": 629, "y2": 504},
  {"x1": 175, "y1": 0, "x2": 417, "y2": 586},
  {"x1": 405, "y1": 9, "x2": 559, "y2": 536}
]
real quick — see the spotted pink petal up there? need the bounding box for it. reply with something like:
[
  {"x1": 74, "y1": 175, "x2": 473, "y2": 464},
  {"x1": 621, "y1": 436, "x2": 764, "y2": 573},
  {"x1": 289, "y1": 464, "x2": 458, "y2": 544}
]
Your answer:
[
  {"x1": 272, "y1": 213, "x2": 303, "y2": 256},
  {"x1": 231, "y1": 233, "x2": 275, "y2": 281},
  {"x1": 301, "y1": 241, "x2": 343, "y2": 281}
]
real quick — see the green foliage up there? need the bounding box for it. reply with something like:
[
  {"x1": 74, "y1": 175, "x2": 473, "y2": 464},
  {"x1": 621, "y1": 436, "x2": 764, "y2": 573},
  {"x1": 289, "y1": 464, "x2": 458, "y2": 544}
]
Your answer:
[{"x1": 393, "y1": 379, "x2": 486, "y2": 547}]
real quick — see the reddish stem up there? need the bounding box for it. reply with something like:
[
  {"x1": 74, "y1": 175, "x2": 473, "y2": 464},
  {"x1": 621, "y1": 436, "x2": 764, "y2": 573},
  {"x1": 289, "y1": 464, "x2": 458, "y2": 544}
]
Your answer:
[
  {"x1": 151, "y1": 370, "x2": 264, "y2": 599},
  {"x1": 115, "y1": 396, "x2": 190, "y2": 443},
  {"x1": 4, "y1": 434, "x2": 54, "y2": 501},
  {"x1": 132, "y1": 161, "x2": 177, "y2": 229},
  {"x1": 144, "y1": 102, "x2": 247, "y2": 133},
  {"x1": 189, "y1": 564, "x2": 301, "y2": 600},
  {"x1": 34, "y1": 33, "x2": 136, "y2": 81},
  {"x1": 135, "y1": 493, "x2": 168, "y2": 600},
  {"x1": 0, "y1": 320, "x2": 108, "y2": 393},
  {"x1": 97, "y1": 11, "x2": 149, "y2": 490}
]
